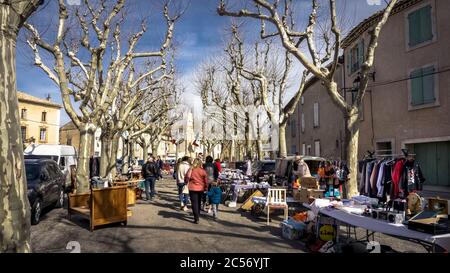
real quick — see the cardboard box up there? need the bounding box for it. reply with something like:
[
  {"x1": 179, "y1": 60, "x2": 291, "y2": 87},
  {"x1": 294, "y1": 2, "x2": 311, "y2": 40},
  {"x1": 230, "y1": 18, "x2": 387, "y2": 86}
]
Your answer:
[
  {"x1": 317, "y1": 215, "x2": 339, "y2": 242},
  {"x1": 300, "y1": 177, "x2": 319, "y2": 189},
  {"x1": 240, "y1": 190, "x2": 264, "y2": 211},
  {"x1": 298, "y1": 188, "x2": 325, "y2": 203}
]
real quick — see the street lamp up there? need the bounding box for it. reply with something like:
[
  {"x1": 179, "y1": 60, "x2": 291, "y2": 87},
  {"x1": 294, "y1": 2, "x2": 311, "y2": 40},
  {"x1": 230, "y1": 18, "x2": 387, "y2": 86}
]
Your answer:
[{"x1": 352, "y1": 71, "x2": 376, "y2": 93}]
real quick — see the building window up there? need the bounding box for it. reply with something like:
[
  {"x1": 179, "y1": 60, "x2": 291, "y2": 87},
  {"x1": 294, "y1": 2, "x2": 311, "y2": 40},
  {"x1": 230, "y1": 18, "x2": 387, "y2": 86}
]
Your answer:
[
  {"x1": 408, "y1": 5, "x2": 433, "y2": 48},
  {"x1": 410, "y1": 65, "x2": 436, "y2": 106},
  {"x1": 41, "y1": 111, "x2": 47, "y2": 122},
  {"x1": 67, "y1": 138, "x2": 72, "y2": 146},
  {"x1": 290, "y1": 119, "x2": 296, "y2": 137},
  {"x1": 347, "y1": 39, "x2": 364, "y2": 75},
  {"x1": 21, "y1": 109, "x2": 27, "y2": 119},
  {"x1": 313, "y1": 102, "x2": 319, "y2": 128},
  {"x1": 302, "y1": 143, "x2": 306, "y2": 155},
  {"x1": 39, "y1": 127, "x2": 47, "y2": 142},
  {"x1": 21, "y1": 126, "x2": 27, "y2": 143},
  {"x1": 376, "y1": 141, "x2": 393, "y2": 156},
  {"x1": 301, "y1": 113, "x2": 305, "y2": 133},
  {"x1": 307, "y1": 145, "x2": 312, "y2": 156},
  {"x1": 314, "y1": 140, "x2": 321, "y2": 157},
  {"x1": 291, "y1": 145, "x2": 297, "y2": 155}
]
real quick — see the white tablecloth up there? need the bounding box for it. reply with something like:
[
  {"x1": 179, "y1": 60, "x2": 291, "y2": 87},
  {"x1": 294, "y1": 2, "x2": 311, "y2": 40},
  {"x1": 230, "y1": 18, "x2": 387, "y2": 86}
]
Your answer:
[{"x1": 319, "y1": 207, "x2": 450, "y2": 251}]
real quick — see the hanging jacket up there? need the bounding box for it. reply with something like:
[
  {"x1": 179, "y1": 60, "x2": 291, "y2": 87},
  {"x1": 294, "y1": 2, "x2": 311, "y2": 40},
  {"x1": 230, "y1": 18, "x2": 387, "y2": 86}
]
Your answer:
[
  {"x1": 365, "y1": 161, "x2": 375, "y2": 196},
  {"x1": 358, "y1": 161, "x2": 367, "y2": 194},
  {"x1": 391, "y1": 159, "x2": 405, "y2": 199},
  {"x1": 403, "y1": 159, "x2": 426, "y2": 193},
  {"x1": 376, "y1": 162, "x2": 385, "y2": 198},
  {"x1": 369, "y1": 161, "x2": 380, "y2": 197}
]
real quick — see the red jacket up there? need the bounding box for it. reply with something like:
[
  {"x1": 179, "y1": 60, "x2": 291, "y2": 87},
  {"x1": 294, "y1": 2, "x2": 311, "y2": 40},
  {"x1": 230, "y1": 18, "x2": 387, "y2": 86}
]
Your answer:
[
  {"x1": 215, "y1": 162, "x2": 222, "y2": 173},
  {"x1": 187, "y1": 167, "x2": 208, "y2": 192},
  {"x1": 391, "y1": 159, "x2": 405, "y2": 198}
]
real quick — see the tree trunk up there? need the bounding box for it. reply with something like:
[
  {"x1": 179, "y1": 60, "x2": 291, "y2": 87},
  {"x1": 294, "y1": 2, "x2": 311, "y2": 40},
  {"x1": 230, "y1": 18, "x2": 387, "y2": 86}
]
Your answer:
[
  {"x1": 76, "y1": 124, "x2": 95, "y2": 193},
  {"x1": 99, "y1": 131, "x2": 111, "y2": 178},
  {"x1": 151, "y1": 141, "x2": 159, "y2": 157},
  {"x1": 344, "y1": 111, "x2": 360, "y2": 198},
  {"x1": 244, "y1": 112, "x2": 251, "y2": 158},
  {"x1": 0, "y1": 14, "x2": 31, "y2": 252},
  {"x1": 142, "y1": 140, "x2": 149, "y2": 160},
  {"x1": 122, "y1": 138, "x2": 130, "y2": 175},
  {"x1": 279, "y1": 123, "x2": 288, "y2": 158},
  {"x1": 108, "y1": 133, "x2": 120, "y2": 177}
]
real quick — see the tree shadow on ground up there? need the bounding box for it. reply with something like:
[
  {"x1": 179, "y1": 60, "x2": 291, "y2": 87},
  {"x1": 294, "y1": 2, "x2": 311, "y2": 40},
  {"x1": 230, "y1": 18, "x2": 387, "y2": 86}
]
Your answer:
[{"x1": 121, "y1": 224, "x2": 304, "y2": 251}]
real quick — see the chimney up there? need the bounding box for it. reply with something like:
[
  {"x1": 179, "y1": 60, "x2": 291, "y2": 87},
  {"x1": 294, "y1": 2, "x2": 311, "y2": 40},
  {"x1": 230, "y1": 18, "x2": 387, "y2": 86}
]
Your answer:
[{"x1": 46, "y1": 93, "x2": 51, "y2": 101}]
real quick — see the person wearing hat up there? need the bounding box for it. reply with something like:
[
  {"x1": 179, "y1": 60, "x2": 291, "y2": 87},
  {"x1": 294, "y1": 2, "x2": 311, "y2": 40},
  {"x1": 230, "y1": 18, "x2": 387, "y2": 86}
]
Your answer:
[{"x1": 293, "y1": 156, "x2": 311, "y2": 177}]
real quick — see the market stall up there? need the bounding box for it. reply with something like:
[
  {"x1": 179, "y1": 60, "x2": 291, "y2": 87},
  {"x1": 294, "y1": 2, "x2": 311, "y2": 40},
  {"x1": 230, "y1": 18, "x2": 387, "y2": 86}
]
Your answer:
[
  {"x1": 270, "y1": 192, "x2": 449, "y2": 253},
  {"x1": 316, "y1": 205, "x2": 450, "y2": 252}
]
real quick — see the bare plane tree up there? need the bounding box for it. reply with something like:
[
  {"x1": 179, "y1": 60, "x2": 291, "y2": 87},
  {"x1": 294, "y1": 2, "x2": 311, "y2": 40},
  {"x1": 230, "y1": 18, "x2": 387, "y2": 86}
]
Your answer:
[
  {"x1": 98, "y1": 53, "x2": 175, "y2": 178},
  {"x1": 228, "y1": 24, "x2": 308, "y2": 158},
  {"x1": 24, "y1": 0, "x2": 179, "y2": 192},
  {"x1": 0, "y1": 0, "x2": 43, "y2": 253},
  {"x1": 218, "y1": 0, "x2": 398, "y2": 196}
]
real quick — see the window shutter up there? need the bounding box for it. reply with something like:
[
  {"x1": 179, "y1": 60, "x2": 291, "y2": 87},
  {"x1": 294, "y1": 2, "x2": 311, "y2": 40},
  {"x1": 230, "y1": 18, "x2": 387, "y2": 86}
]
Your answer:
[
  {"x1": 346, "y1": 50, "x2": 352, "y2": 74},
  {"x1": 410, "y1": 68, "x2": 423, "y2": 105},
  {"x1": 420, "y1": 5, "x2": 433, "y2": 42},
  {"x1": 301, "y1": 113, "x2": 305, "y2": 133},
  {"x1": 358, "y1": 39, "x2": 365, "y2": 68},
  {"x1": 408, "y1": 11, "x2": 420, "y2": 46},
  {"x1": 313, "y1": 103, "x2": 319, "y2": 127},
  {"x1": 314, "y1": 141, "x2": 321, "y2": 157},
  {"x1": 422, "y1": 66, "x2": 435, "y2": 104}
]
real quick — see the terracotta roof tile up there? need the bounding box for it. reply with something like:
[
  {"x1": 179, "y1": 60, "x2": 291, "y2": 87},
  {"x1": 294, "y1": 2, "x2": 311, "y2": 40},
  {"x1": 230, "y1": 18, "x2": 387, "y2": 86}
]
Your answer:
[{"x1": 17, "y1": 91, "x2": 62, "y2": 108}]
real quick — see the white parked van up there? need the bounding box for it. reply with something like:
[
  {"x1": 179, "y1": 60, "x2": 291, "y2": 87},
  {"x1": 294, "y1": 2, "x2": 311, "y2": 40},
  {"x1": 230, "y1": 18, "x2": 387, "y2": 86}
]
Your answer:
[{"x1": 24, "y1": 144, "x2": 77, "y2": 189}]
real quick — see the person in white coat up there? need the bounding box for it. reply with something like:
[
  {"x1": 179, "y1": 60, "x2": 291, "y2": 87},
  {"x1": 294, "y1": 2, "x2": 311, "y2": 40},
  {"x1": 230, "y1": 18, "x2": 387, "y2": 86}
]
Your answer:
[
  {"x1": 246, "y1": 156, "x2": 253, "y2": 177},
  {"x1": 176, "y1": 156, "x2": 191, "y2": 211}
]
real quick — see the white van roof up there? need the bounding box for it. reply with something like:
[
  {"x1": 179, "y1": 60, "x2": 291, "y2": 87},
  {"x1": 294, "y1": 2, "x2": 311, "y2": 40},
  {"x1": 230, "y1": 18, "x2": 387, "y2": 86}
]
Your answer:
[{"x1": 24, "y1": 144, "x2": 77, "y2": 157}]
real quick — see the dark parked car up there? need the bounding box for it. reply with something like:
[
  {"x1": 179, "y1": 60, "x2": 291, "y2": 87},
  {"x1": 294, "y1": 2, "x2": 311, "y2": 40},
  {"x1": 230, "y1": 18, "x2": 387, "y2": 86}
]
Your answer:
[
  {"x1": 252, "y1": 160, "x2": 276, "y2": 183},
  {"x1": 229, "y1": 161, "x2": 248, "y2": 173},
  {"x1": 25, "y1": 159, "x2": 66, "y2": 225},
  {"x1": 116, "y1": 159, "x2": 123, "y2": 173}
]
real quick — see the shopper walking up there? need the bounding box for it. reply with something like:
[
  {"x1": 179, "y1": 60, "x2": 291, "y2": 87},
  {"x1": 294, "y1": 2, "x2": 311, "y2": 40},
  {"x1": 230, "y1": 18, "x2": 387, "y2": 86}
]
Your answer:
[
  {"x1": 156, "y1": 156, "x2": 164, "y2": 180},
  {"x1": 176, "y1": 156, "x2": 191, "y2": 211},
  {"x1": 215, "y1": 158, "x2": 222, "y2": 173},
  {"x1": 245, "y1": 155, "x2": 253, "y2": 177},
  {"x1": 207, "y1": 181, "x2": 222, "y2": 220},
  {"x1": 141, "y1": 157, "x2": 158, "y2": 201},
  {"x1": 203, "y1": 156, "x2": 219, "y2": 212},
  {"x1": 186, "y1": 158, "x2": 207, "y2": 224}
]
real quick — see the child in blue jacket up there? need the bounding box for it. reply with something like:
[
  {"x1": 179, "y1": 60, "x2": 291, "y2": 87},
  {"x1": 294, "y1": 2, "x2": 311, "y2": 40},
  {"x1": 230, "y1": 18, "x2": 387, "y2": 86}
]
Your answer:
[{"x1": 207, "y1": 181, "x2": 222, "y2": 220}]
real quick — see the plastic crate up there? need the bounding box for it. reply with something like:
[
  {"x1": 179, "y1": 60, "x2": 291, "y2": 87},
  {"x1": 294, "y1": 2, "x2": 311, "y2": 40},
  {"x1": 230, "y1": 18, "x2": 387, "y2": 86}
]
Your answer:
[
  {"x1": 280, "y1": 219, "x2": 306, "y2": 240},
  {"x1": 281, "y1": 222, "x2": 301, "y2": 240}
]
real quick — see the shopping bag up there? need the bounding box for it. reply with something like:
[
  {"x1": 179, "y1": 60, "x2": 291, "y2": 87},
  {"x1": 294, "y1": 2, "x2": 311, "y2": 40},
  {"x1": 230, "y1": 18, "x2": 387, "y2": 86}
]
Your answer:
[{"x1": 182, "y1": 184, "x2": 189, "y2": 194}]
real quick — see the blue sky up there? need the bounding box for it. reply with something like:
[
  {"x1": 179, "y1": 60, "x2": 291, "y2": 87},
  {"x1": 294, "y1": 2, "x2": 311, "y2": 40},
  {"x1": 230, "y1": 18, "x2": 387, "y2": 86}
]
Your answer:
[{"x1": 15, "y1": 0, "x2": 386, "y2": 126}]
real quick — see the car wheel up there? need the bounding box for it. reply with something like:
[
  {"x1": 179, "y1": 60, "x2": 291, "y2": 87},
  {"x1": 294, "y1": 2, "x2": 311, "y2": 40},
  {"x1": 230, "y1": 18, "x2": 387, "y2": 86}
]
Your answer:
[
  {"x1": 55, "y1": 188, "x2": 64, "y2": 208},
  {"x1": 31, "y1": 198, "x2": 42, "y2": 225}
]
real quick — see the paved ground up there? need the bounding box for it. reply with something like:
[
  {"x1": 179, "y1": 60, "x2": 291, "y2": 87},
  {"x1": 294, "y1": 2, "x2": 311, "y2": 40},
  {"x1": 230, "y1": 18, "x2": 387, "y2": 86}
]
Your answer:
[{"x1": 30, "y1": 177, "x2": 426, "y2": 253}]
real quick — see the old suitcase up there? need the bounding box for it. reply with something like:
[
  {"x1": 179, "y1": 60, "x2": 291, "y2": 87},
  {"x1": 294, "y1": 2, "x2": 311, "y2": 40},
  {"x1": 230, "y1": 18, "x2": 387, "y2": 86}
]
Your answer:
[{"x1": 408, "y1": 210, "x2": 450, "y2": 234}]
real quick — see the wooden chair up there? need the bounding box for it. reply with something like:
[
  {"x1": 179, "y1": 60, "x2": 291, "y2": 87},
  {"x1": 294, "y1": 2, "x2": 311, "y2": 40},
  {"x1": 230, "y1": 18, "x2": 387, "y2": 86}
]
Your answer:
[{"x1": 266, "y1": 188, "x2": 288, "y2": 225}]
